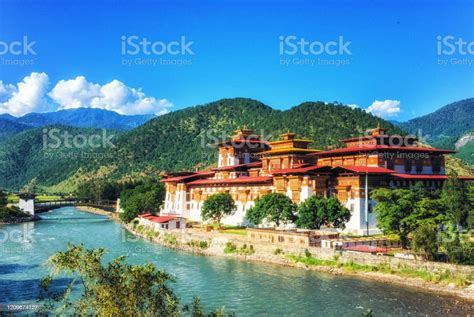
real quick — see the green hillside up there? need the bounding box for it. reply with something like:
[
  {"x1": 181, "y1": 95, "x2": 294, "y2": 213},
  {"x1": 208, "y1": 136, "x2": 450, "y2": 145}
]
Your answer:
[
  {"x1": 0, "y1": 126, "x2": 122, "y2": 191},
  {"x1": 397, "y1": 98, "x2": 474, "y2": 164},
  {"x1": 0, "y1": 97, "x2": 438, "y2": 193}
]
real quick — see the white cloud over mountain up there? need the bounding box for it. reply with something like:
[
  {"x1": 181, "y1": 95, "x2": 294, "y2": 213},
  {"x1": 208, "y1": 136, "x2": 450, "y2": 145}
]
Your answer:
[
  {"x1": 0, "y1": 72, "x2": 172, "y2": 116},
  {"x1": 0, "y1": 72, "x2": 51, "y2": 116},
  {"x1": 366, "y1": 99, "x2": 401, "y2": 118}
]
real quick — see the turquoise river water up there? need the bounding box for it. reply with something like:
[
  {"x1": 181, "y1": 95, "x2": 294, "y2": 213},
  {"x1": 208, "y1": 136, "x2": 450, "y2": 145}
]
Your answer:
[{"x1": 0, "y1": 207, "x2": 472, "y2": 316}]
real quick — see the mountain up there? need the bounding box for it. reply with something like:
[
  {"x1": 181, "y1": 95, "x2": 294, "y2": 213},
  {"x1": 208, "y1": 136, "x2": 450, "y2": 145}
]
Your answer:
[
  {"x1": 397, "y1": 98, "x2": 474, "y2": 164},
  {"x1": 0, "y1": 118, "x2": 31, "y2": 139},
  {"x1": 0, "y1": 109, "x2": 155, "y2": 140},
  {"x1": 398, "y1": 98, "x2": 474, "y2": 141},
  {"x1": 0, "y1": 125, "x2": 122, "y2": 191},
  {"x1": 0, "y1": 98, "x2": 404, "y2": 192}
]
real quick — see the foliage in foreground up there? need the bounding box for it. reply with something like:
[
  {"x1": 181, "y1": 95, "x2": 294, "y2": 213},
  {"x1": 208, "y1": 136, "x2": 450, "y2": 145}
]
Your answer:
[{"x1": 39, "y1": 244, "x2": 233, "y2": 316}]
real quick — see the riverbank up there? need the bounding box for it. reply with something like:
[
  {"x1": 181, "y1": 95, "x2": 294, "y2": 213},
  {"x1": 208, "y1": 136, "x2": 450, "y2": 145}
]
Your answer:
[
  {"x1": 0, "y1": 214, "x2": 39, "y2": 225},
  {"x1": 75, "y1": 206, "x2": 117, "y2": 218},
  {"x1": 125, "y1": 223, "x2": 474, "y2": 301}
]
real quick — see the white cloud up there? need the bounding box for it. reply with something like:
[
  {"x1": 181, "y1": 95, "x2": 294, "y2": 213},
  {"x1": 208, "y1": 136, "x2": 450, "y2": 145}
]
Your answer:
[
  {"x1": 0, "y1": 72, "x2": 50, "y2": 116},
  {"x1": 0, "y1": 72, "x2": 172, "y2": 116},
  {"x1": 366, "y1": 99, "x2": 401, "y2": 118},
  {"x1": 347, "y1": 104, "x2": 358, "y2": 109},
  {"x1": 49, "y1": 76, "x2": 172, "y2": 115},
  {"x1": 49, "y1": 76, "x2": 101, "y2": 109}
]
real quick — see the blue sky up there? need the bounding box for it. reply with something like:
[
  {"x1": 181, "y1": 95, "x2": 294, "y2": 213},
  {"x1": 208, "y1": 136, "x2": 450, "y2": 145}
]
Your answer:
[{"x1": 0, "y1": 0, "x2": 473, "y2": 120}]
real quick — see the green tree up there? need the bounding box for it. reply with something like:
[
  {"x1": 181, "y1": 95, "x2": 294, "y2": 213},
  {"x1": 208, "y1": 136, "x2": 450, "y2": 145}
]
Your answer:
[
  {"x1": 371, "y1": 188, "x2": 445, "y2": 248},
  {"x1": 411, "y1": 223, "x2": 439, "y2": 260},
  {"x1": 39, "y1": 244, "x2": 232, "y2": 316},
  {"x1": 467, "y1": 183, "x2": 474, "y2": 229},
  {"x1": 119, "y1": 178, "x2": 165, "y2": 223},
  {"x1": 295, "y1": 195, "x2": 351, "y2": 229},
  {"x1": 0, "y1": 190, "x2": 7, "y2": 208},
  {"x1": 201, "y1": 193, "x2": 236, "y2": 228},
  {"x1": 246, "y1": 192, "x2": 296, "y2": 227},
  {"x1": 441, "y1": 172, "x2": 468, "y2": 227}
]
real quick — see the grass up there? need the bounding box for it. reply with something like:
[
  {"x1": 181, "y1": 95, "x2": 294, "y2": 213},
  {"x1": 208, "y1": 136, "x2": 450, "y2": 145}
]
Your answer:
[
  {"x1": 287, "y1": 254, "x2": 472, "y2": 287},
  {"x1": 187, "y1": 240, "x2": 210, "y2": 250},
  {"x1": 224, "y1": 242, "x2": 255, "y2": 255},
  {"x1": 7, "y1": 194, "x2": 62, "y2": 204}
]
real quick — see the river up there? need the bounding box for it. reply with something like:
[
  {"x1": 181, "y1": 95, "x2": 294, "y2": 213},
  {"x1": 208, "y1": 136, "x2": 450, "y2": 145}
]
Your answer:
[{"x1": 0, "y1": 207, "x2": 472, "y2": 316}]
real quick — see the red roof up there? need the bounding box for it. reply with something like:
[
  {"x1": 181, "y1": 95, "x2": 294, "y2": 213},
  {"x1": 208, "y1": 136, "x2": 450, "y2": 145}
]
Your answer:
[
  {"x1": 343, "y1": 245, "x2": 388, "y2": 253},
  {"x1": 333, "y1": 166, "x2": 396, "y2": 174},
  {"x1": 162, "y1": 171, "x2": 215, "y2": 183},
  {"x1": 271, "y1": 165, "x2": 331, "y2": 175},
  {"x1": 142, "y1": 215, "x2": 177, "y2": 223},
  {"x1": 311, "y1": 145, "x2": 455, "y2": 156},
  {"x1": 392, "y1": 174, "x2": 474, "y2": 180},
  {"x1": 340, "y1": 135, "x2": 417, "y2": 143},
  {"x1": 187, "y1": 176, "x2": 273, "y2": 185}
]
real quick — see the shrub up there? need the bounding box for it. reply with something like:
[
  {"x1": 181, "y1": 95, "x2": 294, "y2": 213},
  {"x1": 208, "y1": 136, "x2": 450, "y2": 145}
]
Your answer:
[
  {"x1": 163, "y1": 233, "x2": 178, "y2": 245},
  {"x1": 273, "y1": 248, "x2": 284, "y2": 255},
  {"x1": 224, "y1": 242, "x2": 237, "y2": 254},
  {"x1": 304, "y1": 249, "x2": 312, "y2": 258},
  {"x1": 411, "y1": 223, "x2": 439, "y2": 260}
]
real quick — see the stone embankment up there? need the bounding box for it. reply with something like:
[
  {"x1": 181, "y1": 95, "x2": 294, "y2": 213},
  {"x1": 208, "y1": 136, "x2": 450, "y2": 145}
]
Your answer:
[{"x1": 125, "y1": 224, "x2": 474, "y2": 301}]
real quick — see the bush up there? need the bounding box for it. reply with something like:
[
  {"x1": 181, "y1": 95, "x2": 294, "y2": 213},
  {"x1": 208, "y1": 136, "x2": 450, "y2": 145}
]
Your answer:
[
  {"x1": 163, "y1": 233, "x2": 178, "y2": 245},
  {"x1": 224, "y1": 242, "x2": 237, "y2": 254},
  {"x1": 411, "y1": 223, "x2": 439, "y2": 260},
  {"x1": 304, "y1": 249, "x2": 312, "y2": 258},
  {"x1": 273, "y1": 248, "x2": 284, "y2": 255}
]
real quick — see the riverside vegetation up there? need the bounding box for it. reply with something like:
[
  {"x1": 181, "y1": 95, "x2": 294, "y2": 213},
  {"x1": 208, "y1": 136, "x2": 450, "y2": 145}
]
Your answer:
[{"x1": 39, "y1": 244, "x2": 234, "y2": 316}]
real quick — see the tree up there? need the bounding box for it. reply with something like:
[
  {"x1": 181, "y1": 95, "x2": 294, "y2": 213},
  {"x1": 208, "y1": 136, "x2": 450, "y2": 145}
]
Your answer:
[
  {"x1": 467, "y1": 183, "x2": 474, "y2": 229},
  {"x1": 441, "y1": 172, "x2": 468, "y2": 228},
  {"x1": 201, "y1": 193, "x2": 236, "y2": 228},
  {"x1": 371, "y1": 188, "x2": 445, "y2": 248},
  {"x1": 119, "y1": 178, "x2": 165, "y2": 223},
  {"x1": 246, "y1": 192, "x2": 296, "y2": 227},
  {"x1": 296, "y1": 195, "x2": 350, "y2": 229},
  {"x1": 0, "y1": 190, "x2": 7, "y2": 208},
  {"x1": 411, "y1": 223, "x2": 439, "y2": 260},
  {"x1": 39, "y1": 244, "x2": 232, "y2": 316}
]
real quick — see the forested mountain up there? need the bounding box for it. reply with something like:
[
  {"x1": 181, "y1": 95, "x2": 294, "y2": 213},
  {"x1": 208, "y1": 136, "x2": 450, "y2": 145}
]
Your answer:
[
  {"x1": 0, "y1": 118, "x2": 30, "y2": 139},
  {"x1": 0, "y1": 108, "x2": 154, "y2": 138},
  {"x1": 397, "y1": 98, "x2": 474, "y2": 164},
  {"x1": 0, "y1": 98, "x2": 403, "y2": 192},
  {"x1": 0, "y1": 125, "x2": 122, "y2": 191}
]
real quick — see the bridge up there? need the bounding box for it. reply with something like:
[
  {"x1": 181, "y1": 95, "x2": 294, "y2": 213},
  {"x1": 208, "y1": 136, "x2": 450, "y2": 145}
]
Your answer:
[{"x1": 19, "y1": 195, "x2": 117, "y2": 215}]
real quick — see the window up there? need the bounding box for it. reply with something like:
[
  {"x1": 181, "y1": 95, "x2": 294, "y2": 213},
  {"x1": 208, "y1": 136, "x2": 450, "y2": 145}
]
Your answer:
[
  {"x1": 404, "y1": 160, "x2": 412, "y2": 173},
  {"x1": 176, "y1": 221, "x2": 180, "y2": 229},
  {"x1": 415, "y1": 160, "x2": 423, "y2": 173},
  {"x1": 278, "y1": 236, "x2": 285, "y2": 243},
  {"x1": 386, "y1": 158, "x2": 395, "y2": 170}
]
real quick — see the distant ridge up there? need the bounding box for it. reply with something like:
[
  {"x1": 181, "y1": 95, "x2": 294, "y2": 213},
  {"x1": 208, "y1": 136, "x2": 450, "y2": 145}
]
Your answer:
[{"x1": 13, "y1": 108, "x2": 155, "y2": 130}]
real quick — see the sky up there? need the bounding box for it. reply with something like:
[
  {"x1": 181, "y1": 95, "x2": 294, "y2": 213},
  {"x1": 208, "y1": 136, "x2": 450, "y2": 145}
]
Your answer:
[{"x1": 0, "y1": 0, "x2": 473, "y2": 120}]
